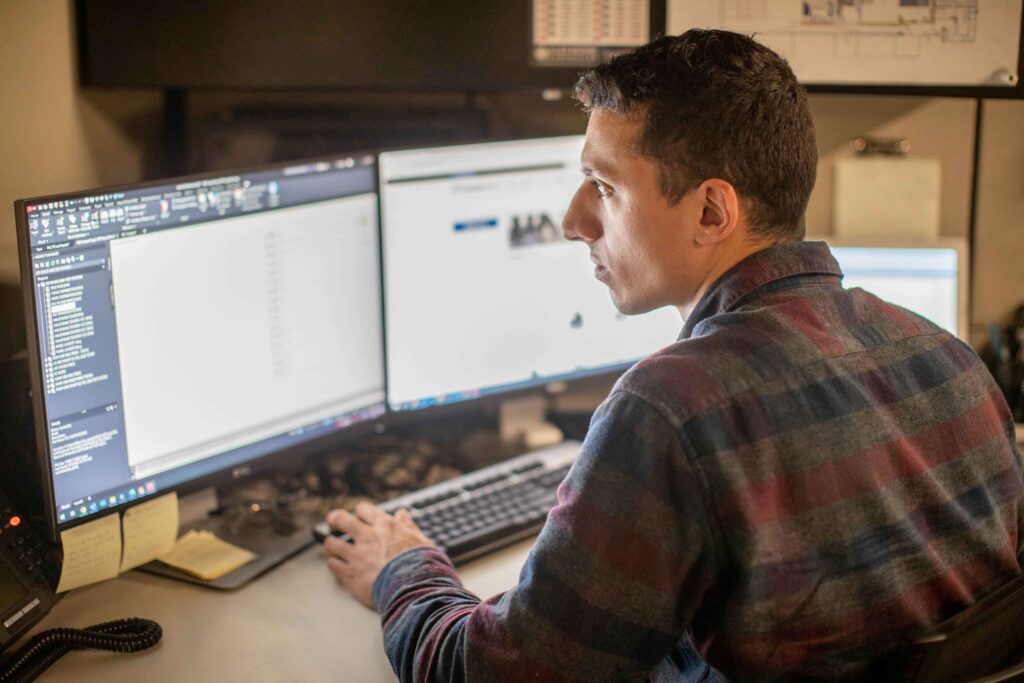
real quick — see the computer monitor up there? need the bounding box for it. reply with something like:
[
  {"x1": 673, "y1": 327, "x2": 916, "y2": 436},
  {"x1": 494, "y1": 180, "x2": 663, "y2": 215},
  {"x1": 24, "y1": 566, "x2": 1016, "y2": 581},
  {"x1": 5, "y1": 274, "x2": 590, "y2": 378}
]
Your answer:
[
  {"x1": 16, "y1": 155, "x2": 386, "y2": 541},
  {"x1": 822, "y1": 237, "x2": 969, "y2": 341},
  {"x1": 379, "y1": 136, "x2": 682, "y2": 411}
]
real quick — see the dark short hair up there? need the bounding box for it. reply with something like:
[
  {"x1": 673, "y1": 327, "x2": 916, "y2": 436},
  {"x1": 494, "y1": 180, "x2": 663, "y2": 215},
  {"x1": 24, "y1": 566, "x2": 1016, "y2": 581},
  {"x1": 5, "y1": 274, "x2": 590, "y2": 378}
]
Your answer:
[{"x1": 574, "y1": 29, "x2": 817, "y2": 241}]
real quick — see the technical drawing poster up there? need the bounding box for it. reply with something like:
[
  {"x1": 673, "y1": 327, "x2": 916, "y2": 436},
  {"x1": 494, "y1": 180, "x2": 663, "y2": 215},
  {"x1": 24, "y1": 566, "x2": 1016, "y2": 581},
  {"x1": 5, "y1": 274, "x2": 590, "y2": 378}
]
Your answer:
[{"x1": 666, "y1": 1, "x2": 1021, "y2": 86}]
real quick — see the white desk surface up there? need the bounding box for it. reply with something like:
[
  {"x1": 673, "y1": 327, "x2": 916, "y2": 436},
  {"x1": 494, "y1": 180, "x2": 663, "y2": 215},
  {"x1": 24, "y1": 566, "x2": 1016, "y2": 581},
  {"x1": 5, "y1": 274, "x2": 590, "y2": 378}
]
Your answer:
[{"x1": 26, "y1": 538, "x2": 536, "y2": 682}]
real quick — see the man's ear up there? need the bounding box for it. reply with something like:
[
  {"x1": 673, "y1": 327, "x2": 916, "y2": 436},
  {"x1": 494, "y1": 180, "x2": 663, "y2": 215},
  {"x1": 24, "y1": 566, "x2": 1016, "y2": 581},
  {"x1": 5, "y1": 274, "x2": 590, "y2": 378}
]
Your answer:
[{"x1": 694, "y1": 178, "x2": 740, "y2": 246}]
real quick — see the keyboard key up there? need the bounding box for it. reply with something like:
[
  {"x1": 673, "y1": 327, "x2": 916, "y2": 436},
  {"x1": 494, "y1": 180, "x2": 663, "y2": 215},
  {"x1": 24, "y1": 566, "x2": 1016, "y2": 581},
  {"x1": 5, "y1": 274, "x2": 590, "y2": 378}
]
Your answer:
[
  {"x1": 464, "y1": 473, "x2": 508, "y2": 491},
  {"x1": 537, "y1": 468, "x2": 570, "y2": 487},
  {"x1": 410, "y1": 489, "x2": 461, "y2": 509}
]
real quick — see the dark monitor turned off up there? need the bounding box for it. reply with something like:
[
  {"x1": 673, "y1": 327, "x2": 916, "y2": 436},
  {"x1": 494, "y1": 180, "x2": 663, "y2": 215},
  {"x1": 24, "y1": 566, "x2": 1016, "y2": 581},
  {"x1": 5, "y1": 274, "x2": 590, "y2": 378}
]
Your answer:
[{"x1": 16, "y1": 155, "x2": 387, "y2": 543}]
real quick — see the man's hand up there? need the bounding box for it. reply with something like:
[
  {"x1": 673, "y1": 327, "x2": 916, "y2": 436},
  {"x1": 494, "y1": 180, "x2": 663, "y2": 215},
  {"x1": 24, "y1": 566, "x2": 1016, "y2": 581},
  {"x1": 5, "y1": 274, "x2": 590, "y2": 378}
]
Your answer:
[{"x1": 323, "y1": 502, "x2": 435, "y2": 609}]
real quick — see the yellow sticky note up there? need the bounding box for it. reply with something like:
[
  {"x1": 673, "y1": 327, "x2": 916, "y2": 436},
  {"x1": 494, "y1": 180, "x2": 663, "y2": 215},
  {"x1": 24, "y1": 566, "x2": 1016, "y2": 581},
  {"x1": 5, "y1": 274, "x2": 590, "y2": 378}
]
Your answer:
[
  {"x1": 158, "y1": 530, "x2": 256, "y2": 581},
  {"x1": 120, "y1": 492, "x2": 179, "y2": 572},
  {"x1": 56, "y1": 513, "x2": 122, "y2": 593}
]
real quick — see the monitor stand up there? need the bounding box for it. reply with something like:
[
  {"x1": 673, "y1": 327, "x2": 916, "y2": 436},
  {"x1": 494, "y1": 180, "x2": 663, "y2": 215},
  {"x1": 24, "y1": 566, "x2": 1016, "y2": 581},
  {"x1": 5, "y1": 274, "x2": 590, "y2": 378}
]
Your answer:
[
  {"x1": 138, "y1": 487, "x2": 313, "y2": 590},
  {"x1": 498, "y1": 394, "x2": 563, "y2": 450}
]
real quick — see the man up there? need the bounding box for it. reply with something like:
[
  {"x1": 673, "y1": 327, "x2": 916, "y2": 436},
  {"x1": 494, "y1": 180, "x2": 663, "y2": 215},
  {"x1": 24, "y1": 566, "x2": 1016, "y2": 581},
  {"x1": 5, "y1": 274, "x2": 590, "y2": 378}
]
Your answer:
[{"x1": 323, "y1": 30, "x2": 1024, "y2": 681}]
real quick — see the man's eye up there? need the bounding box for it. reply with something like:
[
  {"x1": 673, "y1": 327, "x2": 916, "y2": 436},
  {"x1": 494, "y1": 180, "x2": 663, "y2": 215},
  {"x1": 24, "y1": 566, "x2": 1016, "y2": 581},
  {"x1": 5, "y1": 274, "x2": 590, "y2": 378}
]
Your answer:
[{"x1": 591, "y1": 181, "x2": 612, "y2": 198}]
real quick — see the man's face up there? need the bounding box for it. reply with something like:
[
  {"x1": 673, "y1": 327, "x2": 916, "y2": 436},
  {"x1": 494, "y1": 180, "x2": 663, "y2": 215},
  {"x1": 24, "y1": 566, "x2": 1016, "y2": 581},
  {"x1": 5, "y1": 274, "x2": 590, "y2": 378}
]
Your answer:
[{"x1": 563, "y1": 108, "x2": 704, "y2": 315}]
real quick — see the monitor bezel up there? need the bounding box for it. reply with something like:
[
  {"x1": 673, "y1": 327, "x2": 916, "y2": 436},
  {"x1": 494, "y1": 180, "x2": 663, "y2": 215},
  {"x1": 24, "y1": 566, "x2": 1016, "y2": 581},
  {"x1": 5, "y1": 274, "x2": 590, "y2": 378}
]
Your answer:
[
  {"x1": 15, "y1": 152, "x2": 388, "y2": 542},
  {"x1": 811, "y1": 234, "x2": 971, "y2": 342}
]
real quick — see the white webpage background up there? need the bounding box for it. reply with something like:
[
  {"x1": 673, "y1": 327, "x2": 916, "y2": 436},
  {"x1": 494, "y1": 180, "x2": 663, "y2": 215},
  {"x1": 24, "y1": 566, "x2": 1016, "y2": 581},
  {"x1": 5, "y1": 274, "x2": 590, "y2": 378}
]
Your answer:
[
  {"x1": 381, "y1": 138, "x2": 681, "y2": 405},
  {"x1": 667, "y1": 1, "x2": 1022, "y2": 86},
  {"x1": 109, "y1": 194, "x2": 384, "y2": 473}
]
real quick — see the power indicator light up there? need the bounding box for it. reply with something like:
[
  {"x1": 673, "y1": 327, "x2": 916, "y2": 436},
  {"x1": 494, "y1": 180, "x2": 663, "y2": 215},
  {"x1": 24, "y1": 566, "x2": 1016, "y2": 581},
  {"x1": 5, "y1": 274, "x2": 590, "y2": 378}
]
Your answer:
[{"x1": 9, "y1": 516, "x2": 21, "y2": 527}]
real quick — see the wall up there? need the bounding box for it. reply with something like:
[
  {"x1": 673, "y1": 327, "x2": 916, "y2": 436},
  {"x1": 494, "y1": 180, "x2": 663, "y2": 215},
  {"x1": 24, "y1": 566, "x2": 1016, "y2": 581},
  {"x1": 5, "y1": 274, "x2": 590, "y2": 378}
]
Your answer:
[
  {"x1": 806, "y1": 95, "x2": 1024, "y2": 338},
  {"x1": 0, "y1": 0, "x2": 161, "y2": 284},
  {"x1": 975, "y1": 100, "x2": 1024, "y2": 329},
  {"x1": 0, "y1": 0, "x2": 1021, "y2": 342},
  {"x1": 806, "y1": 95, "x2": 975, "y2": 239}
]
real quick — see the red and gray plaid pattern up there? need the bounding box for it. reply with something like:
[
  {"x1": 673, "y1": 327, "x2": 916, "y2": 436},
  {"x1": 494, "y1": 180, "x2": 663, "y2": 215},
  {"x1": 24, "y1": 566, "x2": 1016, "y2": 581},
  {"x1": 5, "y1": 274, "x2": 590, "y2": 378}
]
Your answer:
[{"x1": 371, "y1": 241, "x2": 1024, "y2": 682}]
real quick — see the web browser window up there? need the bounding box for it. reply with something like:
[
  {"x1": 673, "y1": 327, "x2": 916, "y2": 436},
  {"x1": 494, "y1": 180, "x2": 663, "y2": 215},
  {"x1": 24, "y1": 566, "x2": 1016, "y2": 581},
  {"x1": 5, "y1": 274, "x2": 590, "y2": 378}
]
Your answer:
[{"x1": 380, "y1": 137, "x2": 682, "y2": 410}]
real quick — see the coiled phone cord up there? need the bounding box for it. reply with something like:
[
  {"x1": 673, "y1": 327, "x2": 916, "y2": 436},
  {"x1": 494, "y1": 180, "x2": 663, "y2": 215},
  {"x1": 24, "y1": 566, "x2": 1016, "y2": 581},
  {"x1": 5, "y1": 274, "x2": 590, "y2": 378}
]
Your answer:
[{"x1": 0, "y1": 617, "x2": 162, "y2": 682}]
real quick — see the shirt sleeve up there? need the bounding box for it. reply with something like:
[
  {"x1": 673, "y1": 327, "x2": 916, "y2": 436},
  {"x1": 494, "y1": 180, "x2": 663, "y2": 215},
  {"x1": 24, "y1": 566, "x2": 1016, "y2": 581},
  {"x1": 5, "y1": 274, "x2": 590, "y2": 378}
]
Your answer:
[
  {"x1": 371, "y1": 388, "x2": 721, "y2": 682},
  {"x1": 1013, "y1": 441, "x2": 1024, "y2": 565}
]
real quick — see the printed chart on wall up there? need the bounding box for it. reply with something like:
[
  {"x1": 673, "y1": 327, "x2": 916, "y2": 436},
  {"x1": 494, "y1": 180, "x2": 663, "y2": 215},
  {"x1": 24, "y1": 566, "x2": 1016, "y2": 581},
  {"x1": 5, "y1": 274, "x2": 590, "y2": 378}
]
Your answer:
[
  {"x1": 667, "y1": 1, "x2": 1022, "y2": 87},
  {"x1": 532, "y1": 0, "x2": 650, "y2": 66}
]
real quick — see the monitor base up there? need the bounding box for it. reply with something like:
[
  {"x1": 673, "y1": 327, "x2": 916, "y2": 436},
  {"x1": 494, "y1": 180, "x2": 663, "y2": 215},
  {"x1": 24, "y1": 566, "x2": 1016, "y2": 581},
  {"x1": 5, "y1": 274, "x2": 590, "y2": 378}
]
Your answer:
[
  {"x1": 138, "y1": 486, "x2": 313, "y2": 590},
  {"x1": 498, "y1": 394, "x2": 563, "y2": 450},
  {"x1": 138, "y1": 512, "x2": 313, "y2": 590}
]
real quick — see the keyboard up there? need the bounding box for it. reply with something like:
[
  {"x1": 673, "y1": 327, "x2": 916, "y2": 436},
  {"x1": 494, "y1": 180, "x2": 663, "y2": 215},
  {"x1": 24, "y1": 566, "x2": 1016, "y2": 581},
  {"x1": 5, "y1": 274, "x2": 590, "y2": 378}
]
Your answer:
[{"x1": 313, "y1": 440, "x2": 579, "y2": 564}]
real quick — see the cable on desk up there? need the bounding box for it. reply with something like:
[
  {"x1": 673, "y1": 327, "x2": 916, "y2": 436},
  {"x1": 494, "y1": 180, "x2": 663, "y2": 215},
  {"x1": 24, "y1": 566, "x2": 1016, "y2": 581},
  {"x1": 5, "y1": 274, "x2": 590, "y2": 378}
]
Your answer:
[{"x1": 0, "y1": 617, "x2": 162, "y2": 682}]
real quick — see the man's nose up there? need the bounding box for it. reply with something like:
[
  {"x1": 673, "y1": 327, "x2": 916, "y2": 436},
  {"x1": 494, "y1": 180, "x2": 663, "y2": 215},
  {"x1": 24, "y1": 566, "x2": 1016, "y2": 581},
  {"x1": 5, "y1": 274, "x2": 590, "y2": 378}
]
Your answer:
[{"x1": 562, "y1": 185, "x2": 598, "y2": 243}]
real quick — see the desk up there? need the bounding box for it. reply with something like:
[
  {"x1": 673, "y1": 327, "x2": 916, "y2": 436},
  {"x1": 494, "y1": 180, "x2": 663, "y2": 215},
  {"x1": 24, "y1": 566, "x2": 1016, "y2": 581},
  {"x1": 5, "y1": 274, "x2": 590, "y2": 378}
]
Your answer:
[{"x1": 25, "y1": 539, "x2": 535, "y2": 682}]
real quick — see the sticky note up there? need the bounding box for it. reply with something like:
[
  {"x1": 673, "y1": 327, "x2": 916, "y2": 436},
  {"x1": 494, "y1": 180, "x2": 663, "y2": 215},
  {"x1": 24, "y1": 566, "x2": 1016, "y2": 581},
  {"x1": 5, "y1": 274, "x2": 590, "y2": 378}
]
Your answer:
[
  {"x1": 120, "y1": 492, "x2": 179, "y2": 572},
  {"x1": 56, "y1": 513, "x2": 122, "y2": 593},
  {"x1": 157, "y1": 530, "x2": 256, "y2": 581}
]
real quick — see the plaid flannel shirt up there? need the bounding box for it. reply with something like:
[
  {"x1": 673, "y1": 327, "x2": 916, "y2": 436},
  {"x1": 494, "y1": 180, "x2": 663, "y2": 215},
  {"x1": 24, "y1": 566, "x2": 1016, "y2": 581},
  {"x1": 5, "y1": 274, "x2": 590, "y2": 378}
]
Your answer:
[{"x1": 371, "y1": 240, "x2": 1024, "y2": 682}]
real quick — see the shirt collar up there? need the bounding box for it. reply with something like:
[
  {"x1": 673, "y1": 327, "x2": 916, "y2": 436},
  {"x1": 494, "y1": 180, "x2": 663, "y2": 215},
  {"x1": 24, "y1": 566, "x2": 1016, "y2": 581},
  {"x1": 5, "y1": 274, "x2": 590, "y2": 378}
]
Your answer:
[{"x1": 680, "y1": 240, "x2": 842, "y2": 340}]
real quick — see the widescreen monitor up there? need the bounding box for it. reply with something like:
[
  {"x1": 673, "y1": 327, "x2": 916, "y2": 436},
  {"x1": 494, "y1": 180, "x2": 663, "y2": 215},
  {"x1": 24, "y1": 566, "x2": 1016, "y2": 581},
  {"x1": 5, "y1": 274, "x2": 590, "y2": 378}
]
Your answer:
[
  {"x1": 379, "y1": 136, "x2": 682, "y2": 411},
  {"x1": 825, "y1": 238, "x2": 968, "y2": 340},
  {"x1": 16, "y1": 155, "x2": 386, "y2": 539}
]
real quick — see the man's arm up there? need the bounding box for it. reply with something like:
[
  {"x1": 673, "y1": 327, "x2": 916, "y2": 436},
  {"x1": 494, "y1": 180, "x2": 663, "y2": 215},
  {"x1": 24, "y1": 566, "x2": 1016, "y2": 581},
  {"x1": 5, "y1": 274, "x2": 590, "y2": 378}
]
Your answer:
[{"x1": 349, "y1": 389, "x2": 721, "y2": 682}]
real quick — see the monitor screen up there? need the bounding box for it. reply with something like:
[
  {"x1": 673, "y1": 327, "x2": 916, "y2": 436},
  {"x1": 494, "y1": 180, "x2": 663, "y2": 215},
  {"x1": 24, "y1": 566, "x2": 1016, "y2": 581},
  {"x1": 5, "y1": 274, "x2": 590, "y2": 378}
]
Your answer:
[
  {"x1": 379, "y1": 136, "x2": 682, "y2": 411},
  {"x1": 828, "y1": 242, "x2": 966, "y2": 339},
  {"x1": 18, "y1": 155, "x2": 386, "y2": 531}
]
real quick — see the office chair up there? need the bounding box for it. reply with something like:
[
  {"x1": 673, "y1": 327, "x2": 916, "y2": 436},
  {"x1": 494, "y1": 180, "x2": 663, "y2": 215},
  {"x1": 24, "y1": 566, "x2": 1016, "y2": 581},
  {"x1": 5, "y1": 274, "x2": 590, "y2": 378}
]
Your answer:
[{"x1": 879, "y1": 572, "x2": 1024, "y2": 682}]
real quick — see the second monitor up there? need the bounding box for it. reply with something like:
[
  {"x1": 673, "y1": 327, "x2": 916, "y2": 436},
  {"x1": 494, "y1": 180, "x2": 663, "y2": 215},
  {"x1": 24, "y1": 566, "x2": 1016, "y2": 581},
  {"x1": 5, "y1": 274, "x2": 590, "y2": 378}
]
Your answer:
[{"x1": 379, "y1": 136, "x2": 683, "y2": 412}]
